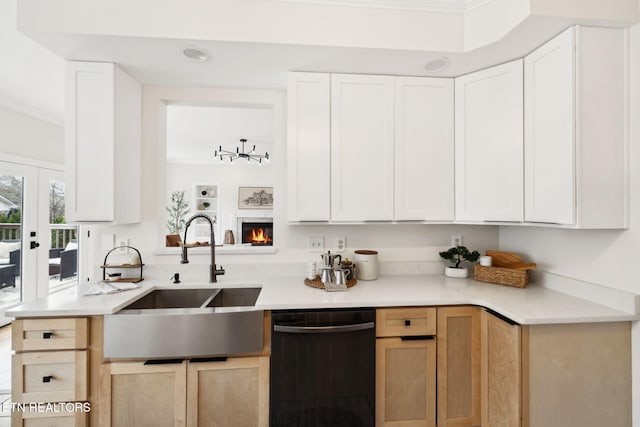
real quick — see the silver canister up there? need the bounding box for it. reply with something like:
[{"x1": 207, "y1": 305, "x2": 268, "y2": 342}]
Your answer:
[{"x1": 354, "y1": 250, "x2": 378, "y2": 280}]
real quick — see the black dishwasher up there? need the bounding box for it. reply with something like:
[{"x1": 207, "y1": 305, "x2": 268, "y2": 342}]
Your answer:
[{"x1": 270, "y1": 308, "x2": 375, "y2": 427}]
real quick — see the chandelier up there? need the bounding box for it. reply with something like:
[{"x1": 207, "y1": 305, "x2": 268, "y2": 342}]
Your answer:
[{"x1": 214, "y1": 139, "x2": 270, "y2": 164}]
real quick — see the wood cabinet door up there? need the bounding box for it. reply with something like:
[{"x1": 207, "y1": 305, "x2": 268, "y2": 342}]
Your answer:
[
  {"x1": 454, "y1": 60, "x2": 524, "y2": 222},
  {"x1": 524, "y1": 27, "x2": 575, "y2": 225},
  {"x1": 186, "y1": 357, "x2": 269, "y2": 427},
  {"x1": 481, "y1": 311, "x2": 521, "y2": 427},
  {"x1": 287, "y1": 72, "x2": 331, "y2": 222},
  {"x1": 331, "y1": 74, "x2": 394, "y2": 221},
  {"x1": 437, "y1": 306, "x2": 481, "y2": 427},
  {"x1": 394, "y1": 77, "x2": 454, "y2": 221},
  {"x1": 376, "y1": 337, "x2": 436, "y2": 427},
  {"x1": 100, "y1": 361, "x2": 187, "y2": 427}
]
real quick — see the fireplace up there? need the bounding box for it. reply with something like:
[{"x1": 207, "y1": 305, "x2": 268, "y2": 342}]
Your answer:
[{"x1": 239, "y1": 218, "x2": 273, "y2": 246}]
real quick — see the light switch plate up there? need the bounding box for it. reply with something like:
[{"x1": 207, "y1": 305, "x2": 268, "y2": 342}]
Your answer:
[{"x1": 308, "y1": 236, "x2": 324, "y2": 252}]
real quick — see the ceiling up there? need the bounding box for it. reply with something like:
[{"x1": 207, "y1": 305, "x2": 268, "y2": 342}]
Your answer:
[
  {"x1": 3, "y1": 0, "x2": 638, "y2": 126},
  {"x1": 19, "y1": 15, "x2": 570, "y2": 89}
]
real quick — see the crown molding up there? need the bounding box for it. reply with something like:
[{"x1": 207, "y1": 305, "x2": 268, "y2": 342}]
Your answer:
[{"x1": 263, "y1": 0, "x2": 494, "y2": 13}]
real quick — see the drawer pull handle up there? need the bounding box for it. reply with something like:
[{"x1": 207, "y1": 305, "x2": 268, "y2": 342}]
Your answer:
[
  {"x1": 42, "y1": 375, "x2": 54, "y2": 383},
  {"x1": 404, "y1": 319, "x2": 411, "y2": 327},
  {"x1": 42, "y1": 332, "x2": 53, "y2": 339}
]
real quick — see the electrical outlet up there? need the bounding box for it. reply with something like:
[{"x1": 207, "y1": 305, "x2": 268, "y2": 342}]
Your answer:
[
  {"x1": 307, "y1": 236, "x2": 324, "y2": 252},
  {"x1": 451, "y1": 235, "x2": 463, "y2": 247},
  {"x1": 334, "y1": 236, "x2": 346, "y2": 253},
  {"x1": 117, "y1": 238, "x2": 130, "y2": 253}
]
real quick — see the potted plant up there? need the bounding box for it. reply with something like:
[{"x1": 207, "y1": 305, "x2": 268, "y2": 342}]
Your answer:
[
  {"x1": 166, "y1": 190, "x2": 189, "y2": 247},
  {"x1": 439, "y1": 245, "x2": 480, "y2": 278}
]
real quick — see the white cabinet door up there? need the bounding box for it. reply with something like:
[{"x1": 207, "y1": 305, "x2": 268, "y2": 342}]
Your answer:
[
  {"x1": 65, "y1": 61, "x2": 141, "y2": 224},
  {"x1": 524, "y1": 26, "x2": 628, "y2": 229},
  {"x1": 524, "y1": 28, "x2": 575, "y2": 225},
  {"x1": 66, "y1": 62, "x2": 115, "y2": 222},
  {"x1": 455, "y1": 60, "x2": 524, "y2": 222},
  {"x1": 286, "y1": 72, "x2": 331, "y2": 222},
  {"x1": 331, "y1": 74, "x2": 394, "y2": 221},
  {"x1": 394, "y1": 77, "x2": 454, "y2": 221}
]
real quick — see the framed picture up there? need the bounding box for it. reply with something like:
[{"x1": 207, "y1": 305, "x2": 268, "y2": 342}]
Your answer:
[{"x1": 238, "y1": 187, "x2": 274, "y2": 209}]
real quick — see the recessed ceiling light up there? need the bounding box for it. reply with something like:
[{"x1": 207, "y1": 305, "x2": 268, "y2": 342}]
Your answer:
[
  {"x1": 424, "y1": 56, "x2": 450, "y2": 72},
  {"x1": 182, "y1": 47, "x2": 208, "y2": 62}
]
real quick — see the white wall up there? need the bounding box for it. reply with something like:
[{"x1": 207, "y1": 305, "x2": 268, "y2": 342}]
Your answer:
[
  {"x1": 499, "y1": 21, "x2": 640, "y2": 426},
  {"x1": 0, "y1": 105, "x2": 64, "y2": 164},
  {"x1": 0, "y1": 0, "x2": 64, "y2": 125},
  {"x1": 464, "y1": 0, "x2": 530, "y2": 51}
]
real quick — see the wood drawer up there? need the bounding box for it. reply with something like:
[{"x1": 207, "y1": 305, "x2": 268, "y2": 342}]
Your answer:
[
  {"x1": 12, "y1": 409, "x2": 87, "y2": 427},
  {"x1": 13, "y1": 350, "x2": 88, "y2": 403},
  {"x1": 376, "y1": 307, "x2": 437, "y2": 337},
  {"x1": 13, "y1": 318, "x2": 88, "y2": 352}
]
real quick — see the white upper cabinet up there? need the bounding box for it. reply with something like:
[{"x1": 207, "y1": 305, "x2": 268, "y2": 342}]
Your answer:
[
  {"x1": 454, "y1": 60, "x2": 524, "y2": 222},
  {"x1": 524, "y1": 28, "x2": 574, "y2": 225},
  {"x1": 394, "y1": 77, "x2": 454, "y2": 221},
  {"x1": 286, "y1": 72, "x2": 331, "y2": 222},
  {"x1": 524, "y1": 26, "x2": 628, "y2": 228},
  {"x1": 331, "y1": 74, "x2": 394, "y2": 222},
  {"x1": 65, "y1": 61, "x2": 141, "y2": 224}
]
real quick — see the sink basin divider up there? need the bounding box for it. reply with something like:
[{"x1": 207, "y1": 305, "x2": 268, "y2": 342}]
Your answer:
[{"x1": 201, "y1": 289, "x2": 222, "y2": 308}]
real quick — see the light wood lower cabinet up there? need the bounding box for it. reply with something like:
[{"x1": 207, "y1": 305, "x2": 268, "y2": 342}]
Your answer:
[
  {"x1": 480, "y1": 310, "x2": 632, "y2": 427},
  {"x1": 376, "y1": 307, "x2": 437, "y2": 427},
  {"x1": 12, "y1": 409, "x2": 87, "y2": 427},
  {"x1": 100, "y1": 357, "x2": 269, "y2": 427},
  {"x1": 481, "y1": 310, "x2": 522, "y2": 427},
  {"x1": 12, "y1": 318, "x2": 89, "y2": 427},
  {"x1": 186, "y1": 357, "x2": 269, "y2": 427},
  {"x1": 376, "y1": 338, "x2": 436, "y2": 427},
  {"x1": 437, "y1": 306, "x2": 481, "y2": 427},
  {"x1": 523, "y1": 322, "x2": 631, "y2": 427},
  {"x1": 100, "y1": 360, "x2": 187, "y2": 427}
]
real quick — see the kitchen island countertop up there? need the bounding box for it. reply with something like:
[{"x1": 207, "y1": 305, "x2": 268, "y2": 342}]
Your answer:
[{"x1": 6, "y1": 274, "x2": 638, "y2": 324}]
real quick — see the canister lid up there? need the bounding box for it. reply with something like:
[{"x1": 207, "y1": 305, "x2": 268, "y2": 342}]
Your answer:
[{"x1": 354, "y1": 250, "x2": 378, "y2": 255}]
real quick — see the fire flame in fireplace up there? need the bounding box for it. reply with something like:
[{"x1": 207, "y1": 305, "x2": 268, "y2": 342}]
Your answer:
[{"x1": 250, "y1": 228, "x2": 272, "y2": 244}]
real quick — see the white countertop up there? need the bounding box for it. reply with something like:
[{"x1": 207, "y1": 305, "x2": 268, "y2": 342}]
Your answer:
[{"x1": 6, "y1": 274, "x2": 638, "y2": 324}]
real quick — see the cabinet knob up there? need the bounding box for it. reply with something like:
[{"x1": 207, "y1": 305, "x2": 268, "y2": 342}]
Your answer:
[
  {"x1": 42, "y1": 332, "x2": 53, "y2": 339},
  {"x1": 404, "y1": 319, "x2": 411, "y2": 327},
  {"x1": 42, "y1": 375, "x2": 54, "y2": 383}
]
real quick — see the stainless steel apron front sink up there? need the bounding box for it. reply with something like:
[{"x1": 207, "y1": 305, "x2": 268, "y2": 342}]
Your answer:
[{"x1": 104, "y1": 287, "x2": 264, "y2": 359}]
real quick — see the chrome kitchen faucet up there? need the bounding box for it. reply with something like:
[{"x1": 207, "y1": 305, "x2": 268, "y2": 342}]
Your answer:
[{"x1": 180, "y1": 214, "x2": 225, "y2": 282}]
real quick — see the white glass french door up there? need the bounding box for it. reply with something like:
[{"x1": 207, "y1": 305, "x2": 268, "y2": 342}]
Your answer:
[
  {"x1": 38, "y1": 169, "x2": 78, "y2": 296},
  {"x1": 0, "y1": 162, "x2": 75, "y2": 326},
  {"x1": 0, "y1": 162, "x2": 37, "y2": 324}
]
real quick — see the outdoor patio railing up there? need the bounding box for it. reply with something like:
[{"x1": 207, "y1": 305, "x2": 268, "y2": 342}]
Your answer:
[{"x1": 0, "y1": 223, "x2": 78, "y2": 248}]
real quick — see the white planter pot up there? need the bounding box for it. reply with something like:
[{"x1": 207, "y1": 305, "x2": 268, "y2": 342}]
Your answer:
[{"x1": 445, "y1": 267, "x2": 468, "y2": 278}]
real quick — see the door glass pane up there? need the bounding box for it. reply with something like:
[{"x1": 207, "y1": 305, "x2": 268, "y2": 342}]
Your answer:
[
  {"x1": 0, "y1": 175, "x2": 23, "y2": 309},
  {"x1": 48, "y1": 179, "x2": 78, "y2": 291}
]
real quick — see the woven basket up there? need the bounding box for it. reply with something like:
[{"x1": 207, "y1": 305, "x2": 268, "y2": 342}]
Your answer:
[{"x1": 473, "y1": 265, "x2": 528, "y2": 288}]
